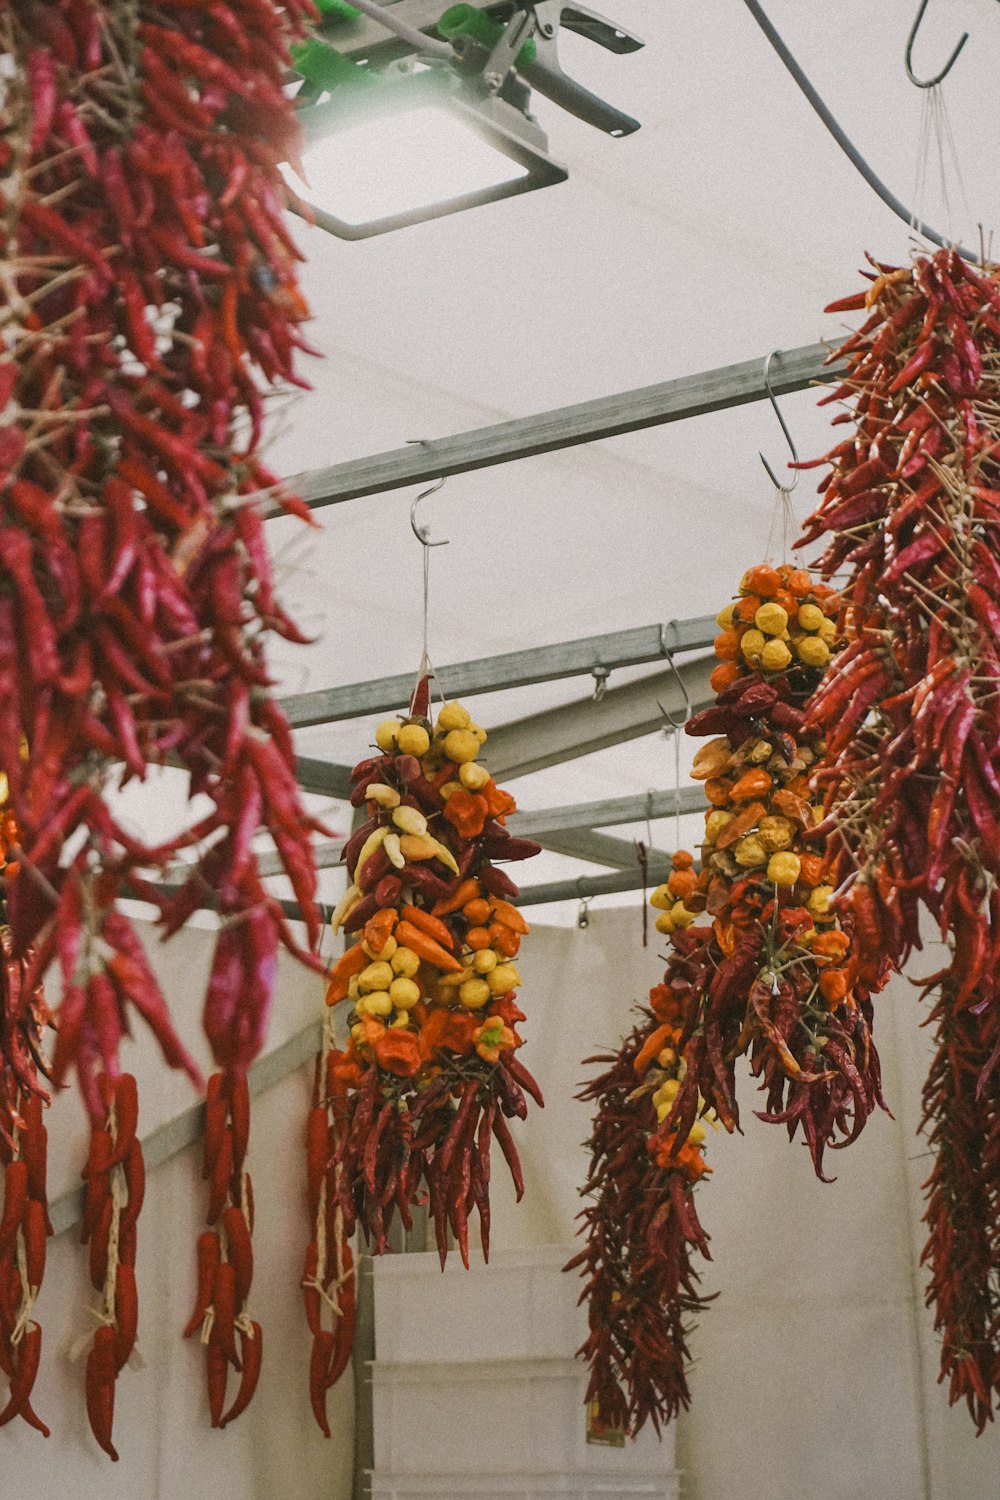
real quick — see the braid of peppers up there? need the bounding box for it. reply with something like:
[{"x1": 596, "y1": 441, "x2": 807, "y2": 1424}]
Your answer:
[
  {"x1": 0, "y1": 0, "x2": 323, "y2": 1124},
  {"x1": 568, "y1": 975, "x2": 715, "y2": 1436},
  {"x1": 324, "y1": 679, "x2": 542, "y2": 1268},
  {"x1": 799, "y1": 248, "x2": 1000, "y2": 1429},
  {"x1": 0, "y1": 785, "x2": 51, "y2": 1436},
  {"x1": 79, "y1": 1074, "x2": 143, "y2": 1460},
  {"x1": 663, "y1": 562, "x2": 888, "y2": 1181},
  {"x1": 302, "y1": 1018, "x2": 355, "y2": 1438},
  {"x1": 570, "y1": 562, "x2": 888, "y2": 1433},
  {"x1": 184, "y1": 1070, "x2": 261, "y2": 1429}
]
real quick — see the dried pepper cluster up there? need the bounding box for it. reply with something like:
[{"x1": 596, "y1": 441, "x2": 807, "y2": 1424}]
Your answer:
[
  {"x1": 664, "y1": 562, "x2": 887, "y2": 1179},
  {"x1": 302, "y1": 1029, "x2": 355, "y2": 1438},
  {"x1": 568, "y1": 908, "x2": 715, "y2": 1437},
  {"x1": 324, "y1": 682, "x2": 542, "y2": 1267},
  {"x1": 801, "y1": 247, "x2": 1000, "y2": 1430},
  {"x1": 79, "y1": 1075, "x2": 143, "y2": 1460},
  {"x1": 0, "y1": 1087, "x2": 50, "y2": 1439},
  {"x1": 0, "y1": 0, "x2": 321, "y2": 1101},
  {"x1": 0, "y1": 779, "x2": 52, "y2": 1436},
  {"x1": 571, "y1": 563, "x2": 888, "y2": 1434},
  {"x1": 1, "y1": 0, "x2": 321, "y2": 1453},
  {"x1": 184, "y1": 1072, "x2": 261, "y2": 1430}
]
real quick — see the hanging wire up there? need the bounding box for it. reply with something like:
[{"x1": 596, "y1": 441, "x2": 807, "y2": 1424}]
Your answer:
[
  {"x1": 409, "y1": 476, "x2": 449, "y2": 680},
  {"x1": 910, "y1": 80, "x2": 974, "y2": 251},
  {"x1": 904, "y1": 0, "x2": 969, "y2": 88},
  {"x1": 760, "y1": 350, "x2": 800, "y2": 565},
  {"x1": 656, "y1": 651, "x2": 692, "y2": 848},
  {"x1": 758, "y1": 351, "x2": 799, "y2": 494},
  {"x1": 741, "y1": 0, "x2": 977, "y2": 262}
]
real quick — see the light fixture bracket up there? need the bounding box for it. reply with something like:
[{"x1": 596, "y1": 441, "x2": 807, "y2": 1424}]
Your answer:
[{"x1": 290, "y1": 65, "x2": 568, "y2": 239}]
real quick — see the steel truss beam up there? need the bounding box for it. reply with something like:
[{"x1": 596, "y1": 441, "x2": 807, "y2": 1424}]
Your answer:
[
  {"x1": 277, "y1": 617, "x2": 715, "y2": 730},
  {"x1": 275, "y1": 342, "x2": 841, "y2": 513}
]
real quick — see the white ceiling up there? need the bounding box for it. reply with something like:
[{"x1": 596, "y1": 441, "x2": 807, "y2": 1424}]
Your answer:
[{"x1": 121, "y1": 0, "x2": 1000, "y2": 922}]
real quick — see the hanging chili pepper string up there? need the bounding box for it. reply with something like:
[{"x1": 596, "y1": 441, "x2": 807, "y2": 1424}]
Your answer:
[
  {"x1": 799, "y1": 246, "x2": 1000, "y2": 1428},
  {"x1": 323, "y1": 684, "x2": 540, "y2": 1272},
  {"x1": 1, "y1": 0, "x2": 323, "y2": 1119},
  {"x1": 303, "y1": 1006, "x2": 355, "y2": 1437}
]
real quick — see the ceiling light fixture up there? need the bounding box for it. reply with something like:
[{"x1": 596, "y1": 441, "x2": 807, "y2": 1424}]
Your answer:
[
  {"x1": 285, "y1": 0, "x2": 643, "y2": 239},
  {"x1": 284, "y1": 67, "x2": 566, "y2": 239}
]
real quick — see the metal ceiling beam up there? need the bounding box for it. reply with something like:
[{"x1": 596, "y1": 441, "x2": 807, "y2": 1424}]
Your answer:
[
  {"x1": 273, "y1": 343, "x2": 841, "y2": 515},
  {"x1": 486, "y1": 654, "x2": 715, "y2": 781},
  {"x1": 511, "y1": 785, "x2": 706, "y2": 837},
  {"x1": 513, "y1": 866, "x2": 658, "y2": 906},
  {"x1": 292, "y1": 653, "x2": 713, "y2": 815},
  {"x1": 295, "y1": 755, "x2": 352, "y2": 800},
  {"x1": 254, "y1": 786, "x2": 705, "y2": 878},
  {"x1": 277, "y1": 616, "x2": 715, "y2": 730},
  {"x1": 538, "y1": 828, "x2": 672, "y2": 875}
]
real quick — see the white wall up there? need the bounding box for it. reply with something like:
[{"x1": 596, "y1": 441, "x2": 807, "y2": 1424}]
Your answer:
[
  {"x1": 2, "y1": 921, "x2": 353, "y2": 1500},
  {"x1": 502, "y1": 909, "x2": 1000, "y2": 1500},
  {"x1": 10, "y1": 907, "x2": 998, "y2": 1500}
]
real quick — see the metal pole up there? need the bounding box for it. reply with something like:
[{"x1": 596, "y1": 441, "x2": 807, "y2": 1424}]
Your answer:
[{"x1": 272, "y1": 343, "x2": 842, "y2": 514}]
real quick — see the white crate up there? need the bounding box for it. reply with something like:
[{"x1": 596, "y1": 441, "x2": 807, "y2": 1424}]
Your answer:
[
  {"x1": 368, "y1": 1245, "x2": 680, "y2": 1500},
  {"x1": 367, "y1": 1476, "x2": 680, "y2": 1499},
  {"x1": 373, "y1": 1244, "x2": 580, "y2": 1365}
]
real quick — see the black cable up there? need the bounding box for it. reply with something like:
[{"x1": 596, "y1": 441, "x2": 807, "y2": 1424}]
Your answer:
[{"x1": 742, "y1": 0, "x2": 977, "y2": 264}]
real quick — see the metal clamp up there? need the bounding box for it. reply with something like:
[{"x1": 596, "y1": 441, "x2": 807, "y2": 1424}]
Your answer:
[{"x1": 479, "y1": 1, "x2": 641, "y2": 134}]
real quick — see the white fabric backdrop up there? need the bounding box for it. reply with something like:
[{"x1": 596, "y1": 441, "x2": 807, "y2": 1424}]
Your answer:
[
  {"x1": 4, "y1": 907, "x2": 999, "y2": 1500},
  {"x1": 0, "y1": 920, "x2": 353, "y2": 1500},
  {"x1": 500, "y1": 907, "x2": 1000, "y2": 1500}
]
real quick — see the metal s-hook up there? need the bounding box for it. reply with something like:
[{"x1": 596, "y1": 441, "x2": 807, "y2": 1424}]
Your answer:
[
  {"x1": 410, "y1": 476, "x2": 450, "y2": 548},
  {"x1": 655, "y1": 641, "x2": 692, "y2": 732},
  {"x1": 759, "y1": 351, "x2": 799, "y2": 493},
  {"x1": 905, "y1": 0, "x2": 968, "y2": 89},
  {"x1": 576, "y1": 878, "x2": 591, "y2": 929}
]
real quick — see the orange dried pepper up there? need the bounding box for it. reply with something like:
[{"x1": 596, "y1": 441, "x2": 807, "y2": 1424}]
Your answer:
[
  {"x1": 442, "y1": 790, "x2": 489, "y2": 839},
  {"x1": 418, "y1": 1008, "x2": 476, "y2": 1059},
  {"x1": 488, "y1": 899, "x2": 530, "y2": 935},
  {"x1": 473, "y1": 1019, "x2": 516, "y2": 1065},
  {"x1": 713, "y1": 629, "x2": 741, "y2": 661},
  {"x1": 374, "y1": 1030, "x2": 421, "y2": 1077},
  {"x1": 400, "y1": 904, "x2": 455, "y2": 953},
  {"x1": 394, "y1": 920, "x2": 463, "y2": 973},
  {"x1": 741, "y1": 564, "x2": 781, "y2": 597},
  {"x1": 363, "y1": 907, "x2": 398, "y2": 954},
  {"x1": 811, "y1": 930, "x2": 850, "y2": 962},
  {"x1": 730, "y1": 768, "x2": 772, "y2": 801},
  {"x1": 797, "y1": 853, "x2": 827, "y2": 886},
  {"x1": 483, "y1": 783, "x2": 516, "y2": 819},
  {"x1": 633, "y1": 1023, "x2": 674, "y2": 1078},
  {"x1": 715, "y1": 800, "x2": 767, "y2": 850},
  {"x1": 709, "y1": 660, "x2": 742, "y2": 693},
  {"x1": 818, "y1": 969, "x2": 849, "y2": 1006},
  {"x1": 465, "y1": 926, "x2": 491, "y2": 951},
  {"x1": 463, "y1": 898, "x2": 492, "y2": 926},
  {"x1": 666, "y1": 869, "x2": 696, "y2": 901},
  {"x1": 489, "y1": 923, "x2": 520, "y2": 958},
  {"x1": 431, "y1": 878, "x2": 480, "y2": 917},
  {"x1": 704, "y1": 777, "x2": 732, "y2": 807},
  {"x1": 733, "y1": 593, "x2": 762, "y2": 623},
  {"x1": 326, "y1": 945, "x2": 369, "y2": 1005}
]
